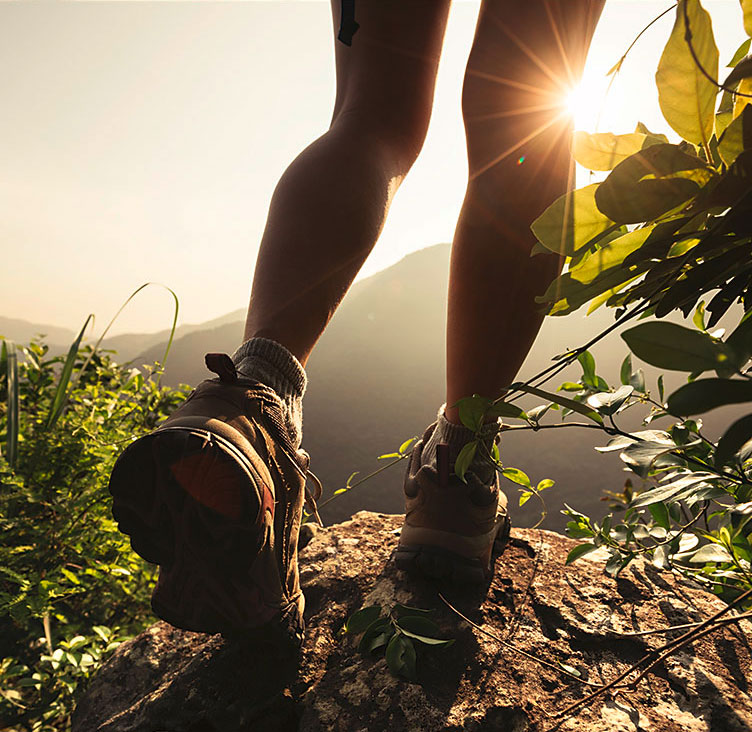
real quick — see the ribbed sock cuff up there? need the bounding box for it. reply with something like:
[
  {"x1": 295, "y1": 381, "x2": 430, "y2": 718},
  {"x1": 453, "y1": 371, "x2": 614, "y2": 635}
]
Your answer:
[
  {"x1": 421, "y1": 403, "x2": 500, "y2": 483},
  {"x1": 231, "y1": 337, "x2": 307, "y2": 448},
  {"x1": 231, "y1": 337, "x2": 307, "y2": 400}
]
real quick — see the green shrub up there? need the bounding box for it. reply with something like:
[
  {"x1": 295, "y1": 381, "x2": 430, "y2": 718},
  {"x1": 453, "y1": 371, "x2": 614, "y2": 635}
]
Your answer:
[{"x1": 0, "y1": 339, "x2": 189, "y2": 731}]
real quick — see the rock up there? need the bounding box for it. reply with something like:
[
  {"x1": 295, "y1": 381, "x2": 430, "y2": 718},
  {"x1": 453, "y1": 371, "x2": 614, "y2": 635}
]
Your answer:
[{"x1": 73, "y1": 512, "x2": 752, "y2": 732}]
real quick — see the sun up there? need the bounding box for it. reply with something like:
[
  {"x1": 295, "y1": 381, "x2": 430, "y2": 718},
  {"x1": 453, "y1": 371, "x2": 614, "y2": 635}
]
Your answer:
[{"x1": 563, "y1": 75, "x2": 612, "y2": 131}]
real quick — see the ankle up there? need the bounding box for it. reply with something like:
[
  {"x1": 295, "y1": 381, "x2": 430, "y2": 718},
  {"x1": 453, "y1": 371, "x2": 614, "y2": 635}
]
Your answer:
[
  {"x1": 231, "y1": 337, "x2": 307, "y2": 449},
  {"x1": 420, "y1": 404, "x2": 500, "y2": 483}
]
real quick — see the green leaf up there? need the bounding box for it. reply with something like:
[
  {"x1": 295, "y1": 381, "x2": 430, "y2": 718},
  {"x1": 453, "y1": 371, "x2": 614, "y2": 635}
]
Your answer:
[
  {"x1": 622, "y1": 322, "x2": 732, "y2": 373},
  {"x1": 502, "y1": 467, "x2": 531, "y2": 488},
  {"x1": 558, "y1": 662, "x2": 582, "y2": 677},
  {"x1": 586, "y1": 385, "x2": 634, "y2": 415},
  {"x1": 346, "y1": 606, "x2": 383, "y2": 634},
  {"x1": 457, "y1": 395, "x2": 492, "y2": 432},
  {"x1": 398, "y1": 438, "x2": 416, "y2": 455},
  {"x1": 396, "y1": 616, "x2": 454, "y2": 646},
  {"x1": 688, "y1": 543, "x2": 733, "y2": 563},
  {"x1": 631, "y1": 472, "x2": 715, "y2": 506},
  {"x1": 510, "y1": 382, "x2": 603, "y2": 424},
  {"x1": 648, "y1": 502, "x2": 671, "y2": 530},
  {"x1": 571, "y1": 131, "x2": 659, "y2": 171},
  {"x1": 656, "y1": 0, "x2": 719, "y2": 146},
  {"x1": 559, "y1": 381, "x2": 584, "y2": 392},
  {"x1": 526, "y1": 403, "x2": 552, "y2": 423},
  {"x1": 45, "y1": 315, "x2": 94, "y2": 430},
  {"x1": 537, "y1": 478, "x2": 555, "y2": 491},
  {"x1": 715, "y1": 413, "x2": 752, "y2": 467},
  {"x1": 566, "y1": 543, "x2": 598, "y2": 564},
  {"x1": 728, "y1": 38, "x2": 751, "y2": 66},
  {"x1": 519, "y1": 491, "x2": 534, "y2": 507},
  {"x1": 594, "y1": 144, "x2": 710, "y2": 224},
  {"x1": 578, "y1": 351, "x2": 596, "y2": 384},
  {"x1": 2, "y1": 341, "x2": 19, "y2": 469},
  {"x1": 717, "y1": 106, "x2": 747, "y2": 165},
  {"x1": 620, "y1": 354, "x2": 632, "y2": 386},
  {"x1": 741, "y1": 0, "x2": 752, "y2": 37},
  {"x1": 693, "y1": 301, "x2": 707, "y2": 331},
  {"x1": 454, "y1": 441, "x2": 477, "y2": 482},
  {"x1": 726, "y1": 303, "x2": 752, "y2": 366},
  {"x1": 531, "y1": 183, "x2": 616, "y2": 256},
  {"x1": 723, "y1": 55, "x2": 752, "y2": 89},
  {"x1": 621, "y1": 442, "x2": 684, "y2": 480},
  {"x1": 658, "y1": 375, "x2": 665, "y2": 403},
  {"x1": 357, "y1": 617, "x2": 393, "y2": 654},
  {"x1": 346, "y1": 471, "x2": 359, "y2": 487},
  {"x1": 667, "y1": 378, "x2": 752, "y2": 415},
  {"x1": 486, "y1": 401, "x2": 527, "y2": 420},
  {"x1": 385, "y1": 633, "x2": 417, "y2": 680},
  {"x1": 630, "y1": 369, "x2": 646, "y2": 394}
]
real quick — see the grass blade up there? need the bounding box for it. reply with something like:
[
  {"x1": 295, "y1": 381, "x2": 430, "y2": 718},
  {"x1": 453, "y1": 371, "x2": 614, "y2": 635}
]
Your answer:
[
  {"x1": 82, "y1": 283, "x2": 180, "y2": 385},
  {"x1": 2, "y1": 340, "x2": 19, "y2": 468},
  {"x1": 45, "y1": 315, "x2": 94, "y2": 430}
]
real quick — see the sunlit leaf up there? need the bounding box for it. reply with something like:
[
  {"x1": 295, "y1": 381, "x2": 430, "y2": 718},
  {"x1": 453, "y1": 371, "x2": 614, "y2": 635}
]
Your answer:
[
  {"x1": 531, "y1": 184, "x2": 616, "y2": 256},
  {"x1": 572, "y1": 131, "x2": 662, "y2": 171},
  {"x1": 741, "y1": 0, "x2": 752, "y2": 37},
  {"x1": 655, "y1": 0, "x2": 719, "y2": 146},
  {"x1": 595, "y1": 144, "x2": 710, "y2": 224}
]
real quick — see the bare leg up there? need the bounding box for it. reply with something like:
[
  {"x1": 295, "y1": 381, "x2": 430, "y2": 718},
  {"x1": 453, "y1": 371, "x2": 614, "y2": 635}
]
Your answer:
[
  {"x1": 243, "y1": 0, "x2": 451, "y2": 368},
  {"x1": 445, "y1": 0, "x2": 605, "y2": 424}
]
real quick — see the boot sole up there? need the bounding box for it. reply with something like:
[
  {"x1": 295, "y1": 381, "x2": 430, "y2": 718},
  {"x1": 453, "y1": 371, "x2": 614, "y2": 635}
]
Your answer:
[
  {"x1": 394, "y1": 514, "x2": 511, "y2": 584},
  {"x1": 109, "y1": 426, "x2": 304, "y2": 646}
]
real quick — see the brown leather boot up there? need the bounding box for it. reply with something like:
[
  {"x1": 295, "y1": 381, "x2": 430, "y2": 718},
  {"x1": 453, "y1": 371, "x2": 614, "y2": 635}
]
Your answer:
[
  {"x1": 395, "y1": 422, "x2": 510, "y2": 583},
  {"x1": 108, "y1": 353, "x2": 320, "y2": 646}
]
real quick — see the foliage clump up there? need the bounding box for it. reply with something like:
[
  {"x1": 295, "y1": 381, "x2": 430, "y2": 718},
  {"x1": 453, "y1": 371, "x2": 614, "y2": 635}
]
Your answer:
[{"x1": 0, "y1": 339, "x2": 189, "y2": 731}]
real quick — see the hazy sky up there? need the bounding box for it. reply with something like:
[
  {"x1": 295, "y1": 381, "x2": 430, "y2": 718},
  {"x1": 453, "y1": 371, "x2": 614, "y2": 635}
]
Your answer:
[{"x1": 1, "y1": 1, "x2": 747, "y2": 336}]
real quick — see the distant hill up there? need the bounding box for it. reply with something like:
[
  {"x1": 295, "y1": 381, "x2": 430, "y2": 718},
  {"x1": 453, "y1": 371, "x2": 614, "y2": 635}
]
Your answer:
[
  {"x1": 0, "y1": 316, "x2": 75, "y2": 352},
  {"x1": 100, "y1": 308, "x2": 247, "y2": 365}
]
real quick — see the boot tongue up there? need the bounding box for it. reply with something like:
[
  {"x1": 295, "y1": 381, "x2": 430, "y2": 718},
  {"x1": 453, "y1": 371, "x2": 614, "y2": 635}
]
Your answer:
[{"x1": 204, "y1": 353, "x2": 238, "y2": 384}]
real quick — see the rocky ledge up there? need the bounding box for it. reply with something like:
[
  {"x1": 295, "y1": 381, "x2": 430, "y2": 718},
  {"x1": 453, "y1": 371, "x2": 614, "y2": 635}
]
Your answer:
[{"x1": 73, "y1": 512, "x2": 752, "y2": 732}]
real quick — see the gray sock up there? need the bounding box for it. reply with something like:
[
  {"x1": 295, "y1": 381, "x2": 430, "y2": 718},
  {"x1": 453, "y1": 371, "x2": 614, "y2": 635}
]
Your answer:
[
  {"x1": 231, "y1": 337, "x2": 307, "y2": 449},
  {"x1": 420, "y1": 403, "x2": 500, "y2": 484}
]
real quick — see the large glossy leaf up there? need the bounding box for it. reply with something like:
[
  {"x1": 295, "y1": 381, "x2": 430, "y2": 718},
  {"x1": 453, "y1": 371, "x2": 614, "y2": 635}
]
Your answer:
[
  {"x1": 569, "y1": 227, "x2": 654, "y2": 285},
  {"x1": 531, "y1": 183, "x2": 616, "y2": 256},
  {"x1": 655, "y1": 0, "x2": 719, "y2": 145},
  {"x1": 667, "y1": 378, "x2": 752, "y2": 415},
  {"x1": 572, "y1": 132, "x2": 662, "y2": 171},
  {"x1": 595, "y1": 144, "x2": 709, "y2": 224},
  {"x1": 622, "y1": 322, "x2": 732, "y2": 372},
  {"x1": 715, "y1": 413, "x2": 752, "y2": 467}
]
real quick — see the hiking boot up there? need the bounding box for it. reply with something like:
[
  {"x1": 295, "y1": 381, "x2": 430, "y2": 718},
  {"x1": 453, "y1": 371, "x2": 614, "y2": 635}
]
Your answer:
[
  {"x1": 108, "y1": 353, "x2": 320, "y2": 647},
  {"x1": 395, "y1": 422, "x2": 510, "y2": 583}
]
